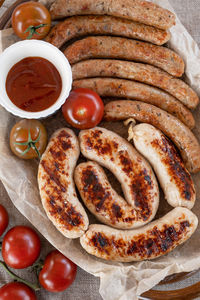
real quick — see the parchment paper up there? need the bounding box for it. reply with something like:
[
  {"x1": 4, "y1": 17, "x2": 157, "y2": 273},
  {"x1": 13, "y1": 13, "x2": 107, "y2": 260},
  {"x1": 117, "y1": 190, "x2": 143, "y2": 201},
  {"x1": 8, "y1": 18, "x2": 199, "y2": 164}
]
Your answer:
[{"x1": 0, "y1": 1, "x2": 200, "y2": 299}]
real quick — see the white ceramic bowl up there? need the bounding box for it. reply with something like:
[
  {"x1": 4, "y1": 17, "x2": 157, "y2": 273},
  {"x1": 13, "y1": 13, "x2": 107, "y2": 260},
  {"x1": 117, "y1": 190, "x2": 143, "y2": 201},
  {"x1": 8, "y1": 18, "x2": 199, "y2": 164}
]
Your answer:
[{"x1": 0, "y1": 40, "x2": 72, "y2": 119}]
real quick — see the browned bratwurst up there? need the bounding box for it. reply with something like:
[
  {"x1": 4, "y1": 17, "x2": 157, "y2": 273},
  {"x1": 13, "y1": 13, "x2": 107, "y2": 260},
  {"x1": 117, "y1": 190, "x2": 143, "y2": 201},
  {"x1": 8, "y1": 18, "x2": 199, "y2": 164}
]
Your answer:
[
  {"x1": 78, "y1": 127, "x2": 159, "y2": 227},
  {"x1": 72, "y1": 59, "x2": 199, "y2": 109},
  {"x1": 80, "y1": 207, "x2": 198, "y2": 262},
  {"x1": 75, "y1": 159, "x2": 158, "y2": 229},
  {"x1": 46, "y1": 15, "x2": 170, "y2": 48},
  {"x1": 73, "y1": 78, "x2": 195, "y2": 129},
  {"x1": 104, "y1": 100, "x2": 200, "y2": 173},
  {"x1": 64, "y1": 36, "x2": 184, "y2": 77},
  {"x1": 50, "y1": 0, "x2": 175, "y2": 30},
  {"x1": 38, "y1": 128, "x2": 89, "y2": 238}
]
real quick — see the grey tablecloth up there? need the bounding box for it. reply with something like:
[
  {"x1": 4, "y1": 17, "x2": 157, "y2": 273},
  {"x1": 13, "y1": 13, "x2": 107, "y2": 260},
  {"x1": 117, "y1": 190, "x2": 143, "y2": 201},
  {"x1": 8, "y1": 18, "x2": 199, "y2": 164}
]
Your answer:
[{"x1": 0, "y1": 0, "x2": 200, "y2": 299}]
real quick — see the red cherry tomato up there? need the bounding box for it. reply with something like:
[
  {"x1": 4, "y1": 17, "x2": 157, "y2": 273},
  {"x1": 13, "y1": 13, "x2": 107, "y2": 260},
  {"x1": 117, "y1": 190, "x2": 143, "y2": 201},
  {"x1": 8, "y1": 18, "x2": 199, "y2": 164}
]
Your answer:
[
  {"x1": 39, "y1": 250, "x2": 77, "y2": 292},
  {"x1": 0, "y1": 205, "x2": 8, "y2": 236},
  {"x1": 2, "y1": 226, "x2": 41, "y2": 269},
  {"x1": 0, "y1": 282, "x2": 37, "y2": 300},
  {"x1": 11, "y1": 2, "x2": 51, "y2": 40},
  {"x1": 62, "y1": 88, "x2": 104, "y2": 129}
]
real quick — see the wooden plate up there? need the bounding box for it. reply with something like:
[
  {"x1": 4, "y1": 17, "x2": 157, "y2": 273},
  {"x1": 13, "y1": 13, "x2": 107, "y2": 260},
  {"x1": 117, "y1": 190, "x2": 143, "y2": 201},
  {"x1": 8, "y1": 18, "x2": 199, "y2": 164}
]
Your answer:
[{"x1": 1, "y1": 1, "x2": 200, "y2": 299}]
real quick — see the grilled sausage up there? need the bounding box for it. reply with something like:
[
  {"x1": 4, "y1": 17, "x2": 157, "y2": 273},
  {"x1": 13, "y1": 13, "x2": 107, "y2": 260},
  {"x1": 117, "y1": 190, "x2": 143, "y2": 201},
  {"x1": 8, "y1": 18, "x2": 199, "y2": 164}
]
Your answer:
[
  {"x1": 131, "y1": 124, "x2": 196, "y2": 209},
  {"x1": 79, "y1": 127, "x2": 159, "y2": 225},
  {"x1": 64, "y1": 36, "x2": 184, "y2": 77},
  {"x1": 73, "y1": 78, "x2": 195, "y2": 129},
  {"x1": 38, "y1": 128, "x2": 89, "y2": 238},
  {"x1": 80, "y1": 207, "x2": 198, "y2": 262},
  {"x1": 72, "y1": 59, "x2": 199, "y2": 109},
  {"x1": 46, "y1": 15, "x2": 170, "y2": 48},
  {"x1": 75, "y1": 161, "x2": 159, "y2": 229},
  {"x1": 104, "y1": 100, "x2": 200, "y2": 173},
  {"x1": 50, "y1": 0, "x2": 175, "y2": 30}
]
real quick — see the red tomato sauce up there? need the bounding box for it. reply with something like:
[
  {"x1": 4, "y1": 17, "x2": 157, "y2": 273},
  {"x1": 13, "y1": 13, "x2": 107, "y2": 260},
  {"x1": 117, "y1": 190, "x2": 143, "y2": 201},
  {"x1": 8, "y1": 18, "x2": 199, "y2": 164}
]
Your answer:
[{"x1": 6, "y1": 57, "x2": 62, "y2": 112}]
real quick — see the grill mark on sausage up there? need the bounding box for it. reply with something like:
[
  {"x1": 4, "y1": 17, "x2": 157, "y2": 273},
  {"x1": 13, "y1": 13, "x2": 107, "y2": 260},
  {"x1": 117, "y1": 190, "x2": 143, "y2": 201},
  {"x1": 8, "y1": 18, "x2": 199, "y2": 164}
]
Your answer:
[
  {"x1": 119, "y1": 152, "x2": 153, "y2": 220},
  {"x1": 54, "y1": 162, "x2": 60, "y2": 171},
  {"x1": 43, "y1": 179, "x2": 85, "y2": 230},
  {"x1": 41, "y1": 160, "x2": 66, "y2": 192},
  {"x1": 82, "y1": 167, "x2": 111, "y2": 210},
  {"x1": 81, "y1": 166, "x2": 128, "y2": 221},
  {"x1": 112, "y1": 204, "x2": 123, "y2": 218},
  {"x1": 85, "y1": 135, "x2": 113, "y2": 156},
  {"x1": 130, "y1": 171, "x2": 152, "y2": 221},
  {"x1": 92, "y1": 233, "x2": 108, "y2": 249},
  {"x1": 151, "y1": 136, "x2": 194, "y2": 201},
  {"x1": 49, "y1": 200, "x2": 84, "y2": 228},
  {"x1": 57, "y1": 129, "x2": 71, "y2": 139},
  {"x1": 49, "y1": 148, "x2": 65, "y2": 160}
]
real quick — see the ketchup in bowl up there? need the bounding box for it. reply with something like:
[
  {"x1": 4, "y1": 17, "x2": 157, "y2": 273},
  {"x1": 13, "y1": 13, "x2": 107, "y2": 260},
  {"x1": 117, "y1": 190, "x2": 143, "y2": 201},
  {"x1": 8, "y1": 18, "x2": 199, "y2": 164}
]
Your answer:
[{"x1": 6, "y1": 57, "x2": 62, "y2": 112}]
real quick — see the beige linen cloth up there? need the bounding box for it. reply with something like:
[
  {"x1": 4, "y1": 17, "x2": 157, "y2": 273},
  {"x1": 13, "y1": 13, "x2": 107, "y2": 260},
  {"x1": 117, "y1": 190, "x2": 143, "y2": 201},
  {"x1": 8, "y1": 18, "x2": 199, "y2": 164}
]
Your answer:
[{"x1": 0, "y1": 1, "x2": 200, "y2": 300}]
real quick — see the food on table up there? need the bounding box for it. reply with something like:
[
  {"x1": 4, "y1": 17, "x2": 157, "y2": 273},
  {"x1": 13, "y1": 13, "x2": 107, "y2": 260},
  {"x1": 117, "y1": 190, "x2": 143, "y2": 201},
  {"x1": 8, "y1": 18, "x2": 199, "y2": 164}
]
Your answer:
[
  {"x1": 45, "y1": 15, "x2": 170, "y2": 48},
  {"x1": 2, "y1": 226, "x2": 41, "y2": 269},
  {"x1": 104, "y1": 101, "x2": 200, "y2": 173},
  {"x1": 3, "y1": 0, "x2": 199, "y2": 266},
  {"x1": 10, "y1": 119, "x2": 47, "y2": 159},
  {"x1": 50, "y1": 0, "x2": 175, "y2": 30},
  {"x1": 38, "y1": 128, "x2": 89, "y2": 238},
  {"x1": 80, "y1": 207, "x2": 198, "y2": 262},
  {"x1": 131, "y1": 123, "x2": 196, "y2": 209},
  {"x1": 11, "y1": 1, "x2": 51, "y2": 40},
  {"x1": 6, "y1": 57, "x2": 62, "y2": 112},
  {"x1": 73, "y1": 78, "x2": 194, "y2": 128},
  {"x1": 72, "y1": 59, "x2": 199, "y2": 109},
  {"x1": 0, "y1": 282, "x2": 37, "y2": 300},
  {"x1": 79, "y1": 127, "x2": 159, "y2": 225},
  {"x1": 75, "y1": 161, "x2": 158, "y2": 229},
  {"x1": 0, "y1": 204, "x2": 9, "y2": 236},
  {"x1": 39, "y1": 250, "x2": 77, "y2": 292},
  {"x1": 64, "y1": 36, "x2": 184, "y2": 77},
  {"x1": 62, "y1": 88, "x2": 104, "y2": 129}
]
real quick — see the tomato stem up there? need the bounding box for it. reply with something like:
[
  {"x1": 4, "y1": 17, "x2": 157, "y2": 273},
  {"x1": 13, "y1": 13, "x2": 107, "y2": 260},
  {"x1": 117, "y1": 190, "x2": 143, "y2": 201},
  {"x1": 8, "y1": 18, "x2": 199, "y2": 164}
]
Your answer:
[
  {"x1": 31, "y1": 260, "x2": 44, "y2": 277},
  {"x1": 14, "y1": 129, "x2": 41, "y2": 159},
  {"x1": 0, "y1": 260, "x2": 40, "y2": 291},
  {"x1": 24, "y1": 24, "x2": 47, "y2": 39}
]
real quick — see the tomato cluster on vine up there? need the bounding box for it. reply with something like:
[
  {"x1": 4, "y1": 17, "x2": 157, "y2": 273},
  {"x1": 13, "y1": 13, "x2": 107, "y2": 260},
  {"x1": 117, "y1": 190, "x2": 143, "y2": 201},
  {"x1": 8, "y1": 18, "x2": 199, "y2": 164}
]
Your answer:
[{"x1": 0, "y1": 205, "x2": 77, "y2": 299}]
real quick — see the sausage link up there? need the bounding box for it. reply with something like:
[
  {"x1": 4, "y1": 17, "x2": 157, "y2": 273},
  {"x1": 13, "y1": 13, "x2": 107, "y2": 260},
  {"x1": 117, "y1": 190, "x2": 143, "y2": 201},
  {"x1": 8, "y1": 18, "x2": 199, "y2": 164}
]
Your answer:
[
  {"x1": 72, "y1": 59, "x2": 199, "y2": 109},
  {"x1": 73, "y1": 78, "x2": 195, "y2": 129},
  {"x1": 104, "y1": 100, "x2": 200, "y2": 173},
  {"x1": 38, "y1": 128, "x2": 89, "y2": 238},
  {"x1": 75, "y1": 161, "x2": 159, "y2": 229},
  {"x1": 80, "y1": 207, "x2": 198, "y2": 262},
  {"x1": 50, "y1": 0, "x2": 175, "y2": 30},
  {"x1": 46, "y1": 16, "x2": 170, "y2": 48},
  {"x1": 64, "y1": 36, "x2": 184, "y2": 77},
  {"x1": 131, "y1": 123, "x2": 196, "y2": 209},
  {"x1": 79, "y1": 127, "x2": 159, "y2": 224}
]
